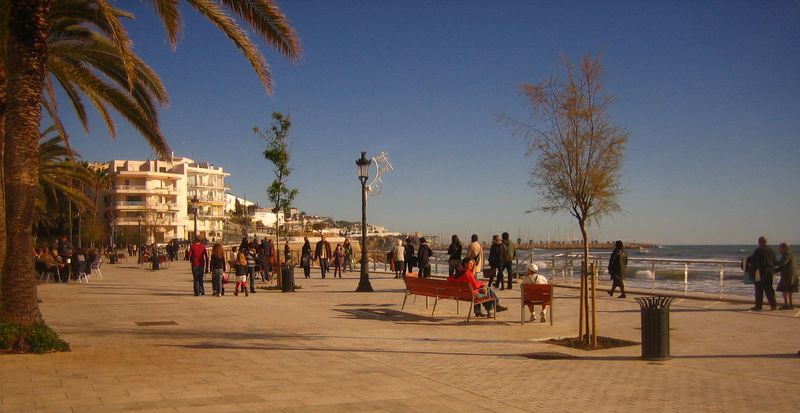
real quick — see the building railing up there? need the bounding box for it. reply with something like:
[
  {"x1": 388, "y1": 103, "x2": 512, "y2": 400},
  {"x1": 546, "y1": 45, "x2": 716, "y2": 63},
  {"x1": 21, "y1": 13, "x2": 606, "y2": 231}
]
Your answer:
[
  {"x1": 113, "y1": 185, "x2": 178, "y2": 192},
  {"x1": 113, "y1": 201, "x2": 179, "y2": 209}
]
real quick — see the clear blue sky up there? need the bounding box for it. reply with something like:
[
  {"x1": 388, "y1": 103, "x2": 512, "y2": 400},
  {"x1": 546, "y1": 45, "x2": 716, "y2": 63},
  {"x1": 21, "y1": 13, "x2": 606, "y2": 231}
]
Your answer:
[{"x1": 65, "y1": 0, "x2": 800, "y2": 245}]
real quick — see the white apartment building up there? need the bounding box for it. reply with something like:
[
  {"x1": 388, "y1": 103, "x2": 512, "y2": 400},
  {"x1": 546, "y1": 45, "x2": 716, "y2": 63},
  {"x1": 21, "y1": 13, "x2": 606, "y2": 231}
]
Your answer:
[{"x1": 102, "y1": 156, "x2": 229, "y2": 244}]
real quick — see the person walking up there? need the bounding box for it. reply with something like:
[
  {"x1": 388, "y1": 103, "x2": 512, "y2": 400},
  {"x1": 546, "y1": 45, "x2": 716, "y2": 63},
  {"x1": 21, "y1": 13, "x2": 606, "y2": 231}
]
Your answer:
[
  {"x1": 393, "y1": 239, "x2": 406, "y2": 278},
  {"x1": 447, "y1": 235, "x2": 462, "y2": 277},
  {"x1": 234, "y1": 246, "x2": 249, "y2": 297},
  {"x1": 607, "y1": 240, "x2": 628, "y2": 298},
  {"x1": 188, "y1": 237, "x2": 209, "y2": 296},
  {"x1": 488, "y1": 235, "x2": 502, "y2": 287},
  {"x1": 332, "y1": 244, "x2": 344, "y2": 278},
  {"x1": 498, "y1": 232, "x2": 517, "y2": 290},
  {"x1": 749, "y1": 236, "x2": 777, "y2": 311},
  {"x1": 301, "y1": 237, "x2": 312, "y2": 278},
  {"x1": 343, "y1": 239, "x2": 354, "y2": 272},
  {"x1": 466, "y1": 234, "x2": 484, "y2": 276},
  {"x1": 210, "y1": 244, "x2": 227, "y2": 297},
  {"x1": 417, "y1": 237, "x2": 433, "y2": 278},
  {"x1": 404, "y1": 237, "x2": 416, "y2": 275},
  {"x1": 521, "y1": 264, "x2": 549, "y2": 322},
  {"x1": 774, "y1": 242, "x2": 796, "y2": 310},
  {"x1": 245, "y1": 244, "x2": 258, "y2": 294},
  {"x1": 284, "y1": 241, "x2": 292, "y2": 263},
  {"x1": 315, "y1": 235, "x2": 332, "y2": 279}
]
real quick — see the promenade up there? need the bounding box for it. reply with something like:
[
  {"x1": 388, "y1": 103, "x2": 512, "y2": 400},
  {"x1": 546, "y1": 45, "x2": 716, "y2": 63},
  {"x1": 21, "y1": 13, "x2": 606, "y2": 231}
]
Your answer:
[{"x1": 2, "y1": 261, "x2": 798, "y2": 412}]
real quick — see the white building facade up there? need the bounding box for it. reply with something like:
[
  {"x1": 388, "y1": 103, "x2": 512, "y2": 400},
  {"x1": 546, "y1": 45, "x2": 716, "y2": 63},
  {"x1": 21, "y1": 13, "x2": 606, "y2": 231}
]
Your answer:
[{"x1": 102, "y1": 156, "x2": 229, "y2": 244}]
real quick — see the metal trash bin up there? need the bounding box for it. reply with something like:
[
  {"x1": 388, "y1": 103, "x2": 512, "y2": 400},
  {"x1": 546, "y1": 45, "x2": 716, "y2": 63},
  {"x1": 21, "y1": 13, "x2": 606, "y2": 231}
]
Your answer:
[
  {"x1": 151, "y1": 254, "x2": 160, "y2": 270},
  {"x1": 635, "y1": 296, "x2": 674, "y2": 361},
  {"x1": 281, "y1": 265, "x2": 295, "y2": 292},
  {"x1": 109, "y1": 254, "x2": 117, "y2": 264}
]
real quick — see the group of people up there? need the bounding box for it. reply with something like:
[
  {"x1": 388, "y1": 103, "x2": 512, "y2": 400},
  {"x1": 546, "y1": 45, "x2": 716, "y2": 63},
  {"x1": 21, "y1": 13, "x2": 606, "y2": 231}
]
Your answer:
[
  {"x1": 34, "y1": 235, "x2": 101, "y2": 282},
  {"x1": 744, "y1": 236, "x2": 797, "y2": 311},
  {"x1": 388, "y1": 237, "x2": 434, "y2": 279},
  {"x1": 299, "y1": 235, "x2": 353, "y2": 279}
]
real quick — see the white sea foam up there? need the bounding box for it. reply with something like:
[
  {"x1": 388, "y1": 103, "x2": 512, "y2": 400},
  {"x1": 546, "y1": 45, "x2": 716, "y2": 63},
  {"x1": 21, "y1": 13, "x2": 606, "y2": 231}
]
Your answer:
[{"x1": 636, "y1": 269, "x2": 654, "y2": 279}]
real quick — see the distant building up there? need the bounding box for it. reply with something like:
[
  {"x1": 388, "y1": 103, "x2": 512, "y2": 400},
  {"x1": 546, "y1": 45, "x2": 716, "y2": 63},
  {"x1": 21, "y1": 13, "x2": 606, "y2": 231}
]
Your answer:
[{"x1": 101, "y1": 156, "x2": 229, "y2": 244}]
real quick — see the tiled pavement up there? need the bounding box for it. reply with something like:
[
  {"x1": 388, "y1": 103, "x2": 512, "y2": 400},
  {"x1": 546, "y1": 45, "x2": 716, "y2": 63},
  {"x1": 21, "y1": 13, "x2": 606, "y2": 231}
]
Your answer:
[{"x1": 1, "y1": 261, "x2": 798, "y2": 412}]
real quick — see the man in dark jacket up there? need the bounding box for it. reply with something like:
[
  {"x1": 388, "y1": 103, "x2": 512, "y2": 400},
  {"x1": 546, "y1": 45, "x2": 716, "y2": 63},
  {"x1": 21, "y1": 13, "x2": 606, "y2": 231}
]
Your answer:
[
  {"x1": 608, "y1": 240, "x2": 627, "y2": 298},
  {"x1": 314, "y1": 235, "x2": 332, "y2": 279},
  {"x1": 404, "y1": 238, "x2": 416, "y2": 275},
  {"x1": 57, "y1": 235, "x2": 73, "y2": 283},
  {"x1": 749, "y1": 236, "x2": 777, "y2": 311},
  {"x1": 488, "y1": 235, "x2": 502, "y2": 287},
  {"x1": 497, "y1": 232, "x2": 516, "y2": 290},
  {"x1": 417, "y1": 238, "x2": 433, "y2": 278}
]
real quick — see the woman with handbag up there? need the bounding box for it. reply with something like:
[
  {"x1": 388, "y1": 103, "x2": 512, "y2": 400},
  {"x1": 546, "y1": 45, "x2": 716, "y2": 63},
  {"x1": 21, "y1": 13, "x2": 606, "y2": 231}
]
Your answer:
[
  {"x1": 301, "y1": 237, "x2": 312, "y2": 278},
  {"x1": 447, "y1": 235, "x2": 462, "y2": 277}
]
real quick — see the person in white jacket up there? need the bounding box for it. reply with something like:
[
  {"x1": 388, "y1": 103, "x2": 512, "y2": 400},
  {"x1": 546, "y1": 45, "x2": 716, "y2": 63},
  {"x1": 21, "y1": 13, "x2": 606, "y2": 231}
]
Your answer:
[
  {"x1": 393, "y1": 240, "x2": 406, "y2": 278},
  {"x1": 521, "y1": 263, "x2": 548, "y2": 322}
]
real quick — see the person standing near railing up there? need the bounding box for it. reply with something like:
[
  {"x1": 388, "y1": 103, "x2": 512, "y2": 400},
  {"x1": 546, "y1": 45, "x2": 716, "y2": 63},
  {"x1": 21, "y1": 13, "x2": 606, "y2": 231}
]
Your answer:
[
  {"x1": 498, "y1": 232, "x2": 517, "y2": 290},
  {"x1": 749, "y1": 236, "x2": 777, "y2": 311},
  {"x1": 488, "y1": 235, "x2": 502, "y2": 286},
  {"x1": 607, "y1": 240, "x2": 627, "y2": 298},
  {"x1": 466, "y1": 234, "x2": 484, "y2": 276},
  {"x1": 417, "y1": 238, "x2": 434, "y2": 278},
  {"x1": 404, "y1": 237, "x2": 416, "y2": 275},
  {"x1": 447, "y1": 235, "x2": 463, "y2": 277},
  {"x1": 774, "y1": 242, "x2": 796, "y2": 310},
  {"x1": 393, "y1": 239, "x2": 406, "y2": 278}
]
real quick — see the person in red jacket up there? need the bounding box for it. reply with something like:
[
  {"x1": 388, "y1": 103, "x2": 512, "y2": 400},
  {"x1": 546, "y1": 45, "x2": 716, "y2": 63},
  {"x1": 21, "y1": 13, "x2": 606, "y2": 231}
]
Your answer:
[
  {"x1": 448, "y1": 258, "x2": 508, "y2": 317},
  {"x1": 188, "y1": 237, "x2": 209, "y2": 296}
]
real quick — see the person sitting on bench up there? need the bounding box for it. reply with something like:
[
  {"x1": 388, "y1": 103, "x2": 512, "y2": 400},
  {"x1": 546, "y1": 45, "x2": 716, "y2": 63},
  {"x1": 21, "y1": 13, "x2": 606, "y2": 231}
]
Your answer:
[
  {"x1": 448, "y1": 258, "x2": 508, "y2": 318},
  {"x1": 521, "y1": 263, "x2": 549, "y2": 322}
]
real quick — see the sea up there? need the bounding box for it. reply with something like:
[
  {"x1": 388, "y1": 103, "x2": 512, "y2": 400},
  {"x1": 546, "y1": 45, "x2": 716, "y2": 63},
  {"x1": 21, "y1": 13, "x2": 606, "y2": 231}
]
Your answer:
[{"x1": 428, "y1": 244, "x2": 799, "y2": 298}]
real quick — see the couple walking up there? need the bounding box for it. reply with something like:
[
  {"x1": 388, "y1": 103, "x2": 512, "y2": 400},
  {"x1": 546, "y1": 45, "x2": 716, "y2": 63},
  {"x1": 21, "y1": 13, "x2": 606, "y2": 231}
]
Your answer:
[{"x1": 745, "y1": 236, "x2": 797, "y2": 311}]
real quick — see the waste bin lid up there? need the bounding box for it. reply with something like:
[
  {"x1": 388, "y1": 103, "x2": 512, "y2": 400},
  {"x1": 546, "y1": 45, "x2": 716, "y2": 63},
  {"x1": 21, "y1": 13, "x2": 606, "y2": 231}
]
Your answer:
[{"x1": 634, "y1": 296, "x2": 674, "y2": 309}]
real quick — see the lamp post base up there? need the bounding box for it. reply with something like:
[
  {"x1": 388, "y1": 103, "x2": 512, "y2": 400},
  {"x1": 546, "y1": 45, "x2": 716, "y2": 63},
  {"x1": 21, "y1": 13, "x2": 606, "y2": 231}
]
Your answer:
[{"x1": 356, "y1": 274, "x2": 373, "y2": 292}]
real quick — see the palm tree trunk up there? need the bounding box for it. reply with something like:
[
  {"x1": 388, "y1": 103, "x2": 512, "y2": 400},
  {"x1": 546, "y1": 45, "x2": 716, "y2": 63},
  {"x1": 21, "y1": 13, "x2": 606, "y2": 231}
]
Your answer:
[
  {"x1": 1, "y1": 0, "x2": 51, "y2": 325},
  {"x1": 0, "y1": 54, "x2": 7, "y2": 295}
]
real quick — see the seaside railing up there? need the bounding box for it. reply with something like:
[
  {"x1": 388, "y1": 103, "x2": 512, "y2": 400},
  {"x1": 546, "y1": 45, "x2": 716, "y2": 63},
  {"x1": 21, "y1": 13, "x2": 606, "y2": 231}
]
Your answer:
[{"x1": 360, "y1": 250, "x2": 744, "y2": 296}]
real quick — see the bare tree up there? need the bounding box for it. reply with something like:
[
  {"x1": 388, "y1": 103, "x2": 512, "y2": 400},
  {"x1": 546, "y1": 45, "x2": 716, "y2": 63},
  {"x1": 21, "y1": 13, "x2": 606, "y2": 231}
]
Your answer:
[{"x1": 499, "y1": 54, "x2": 628, "y2": 347}]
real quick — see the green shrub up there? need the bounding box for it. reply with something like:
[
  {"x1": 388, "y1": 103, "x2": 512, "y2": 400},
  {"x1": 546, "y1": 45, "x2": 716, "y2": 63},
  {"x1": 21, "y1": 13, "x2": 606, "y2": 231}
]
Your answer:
[{"x1": 0, "y1": 322, "x2": 70, "y2": 354}]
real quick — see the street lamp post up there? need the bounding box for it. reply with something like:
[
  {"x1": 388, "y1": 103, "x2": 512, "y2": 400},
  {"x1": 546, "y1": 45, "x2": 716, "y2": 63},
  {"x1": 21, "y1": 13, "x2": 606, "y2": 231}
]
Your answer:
[
  {"x1": 355, "y1": 152, "x2": 373, "y2": 292},
  {"x1": 137, "y1": 213, "x2": 142, "y2": 258},
  {"x1": 191, "y1": 195, "x2": 199, "y2": 241}
]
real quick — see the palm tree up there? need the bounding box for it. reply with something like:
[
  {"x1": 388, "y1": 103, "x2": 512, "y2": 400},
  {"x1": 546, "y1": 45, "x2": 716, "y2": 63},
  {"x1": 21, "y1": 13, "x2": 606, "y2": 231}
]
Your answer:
[
  {"x1": 35, "y1": 126, "x2": 94, "y2": 231},
  {"x1": 1, "y1": 0, "x2": 301, "y2": 328}
]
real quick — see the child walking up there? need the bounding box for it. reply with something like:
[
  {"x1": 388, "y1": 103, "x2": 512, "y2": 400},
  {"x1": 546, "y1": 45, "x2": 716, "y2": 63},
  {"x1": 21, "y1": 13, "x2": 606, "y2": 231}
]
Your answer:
[{"x1": 234, "y1": 246, "x2": 249, "y2": 297}]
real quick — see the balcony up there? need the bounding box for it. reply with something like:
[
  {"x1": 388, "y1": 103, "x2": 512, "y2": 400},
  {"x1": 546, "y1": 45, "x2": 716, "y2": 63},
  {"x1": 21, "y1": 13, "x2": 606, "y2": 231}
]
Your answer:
[
  {"x1": 114, "y1": 218, "x2": 179, "y2": 226},
  {"x1": 112, "y1": 185, "x2": 179, "y2": 194},
  {"x1": 111, "y1": 201, "x2": 180, "y2": 211}
]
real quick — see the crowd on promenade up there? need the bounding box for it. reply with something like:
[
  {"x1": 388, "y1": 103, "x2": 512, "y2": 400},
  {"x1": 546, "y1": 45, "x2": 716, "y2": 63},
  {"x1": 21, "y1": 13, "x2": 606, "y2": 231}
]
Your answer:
[{"x1": 34, "y1": 235, "x2": 103, "y2": 282}]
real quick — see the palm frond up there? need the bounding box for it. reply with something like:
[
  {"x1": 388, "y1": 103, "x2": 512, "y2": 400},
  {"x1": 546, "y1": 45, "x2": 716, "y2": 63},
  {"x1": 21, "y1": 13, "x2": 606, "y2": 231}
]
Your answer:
[
  {"x1": 150, "y1": 0, "x2": 182, "y2": 48},
  {"x1": 219, "y1": 0, "x2": 302, "y2": 62},
  {"x1": 187, "y1": 0, "x2": 273, "y2": 93}
]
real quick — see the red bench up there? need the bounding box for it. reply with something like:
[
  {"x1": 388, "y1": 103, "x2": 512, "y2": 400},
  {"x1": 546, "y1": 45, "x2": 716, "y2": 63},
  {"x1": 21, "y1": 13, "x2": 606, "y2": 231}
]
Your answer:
[
  {"x1": 520, "y1": 284, "x2": 554, "y2": 325},
  {"x1": 401, "y1": 274, "x2": 497, "y2": 322}
]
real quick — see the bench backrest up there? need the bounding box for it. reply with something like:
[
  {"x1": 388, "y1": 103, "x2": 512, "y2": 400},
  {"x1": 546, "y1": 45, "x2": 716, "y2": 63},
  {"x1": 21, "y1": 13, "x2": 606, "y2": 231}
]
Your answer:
[
  {"x1": 522, "y1": 283, "x2": 553, "y2": 304},
  {"x1": 433, "y1": 282, "x2": 475, "y2": 301},
  {"x1": 404, "y1": 276, "x2": 475, "y2": 301}
]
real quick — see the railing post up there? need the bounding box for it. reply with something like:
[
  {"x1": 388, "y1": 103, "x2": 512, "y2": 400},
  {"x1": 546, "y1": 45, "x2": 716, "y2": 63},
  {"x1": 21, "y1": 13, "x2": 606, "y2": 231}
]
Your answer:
[
  {"x1": 434, "y1": 255, "x2": 438, "y2": 275},
  {"x1": 719, "y1": 264, "x2": 724, "y2": 295}
]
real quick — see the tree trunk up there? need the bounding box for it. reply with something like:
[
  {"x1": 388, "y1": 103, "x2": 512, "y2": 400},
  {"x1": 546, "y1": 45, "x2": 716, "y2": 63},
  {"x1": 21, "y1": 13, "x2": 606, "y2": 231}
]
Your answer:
[
  {"x1": 0, "y1": 49, "x2": 7, "y2": 297},
  {"x1": 1, "y1": 0, "x2": 51, "y2": 325},
  {"x1": 579, "y1": 219, "x2": 590, "y2": 345}
]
